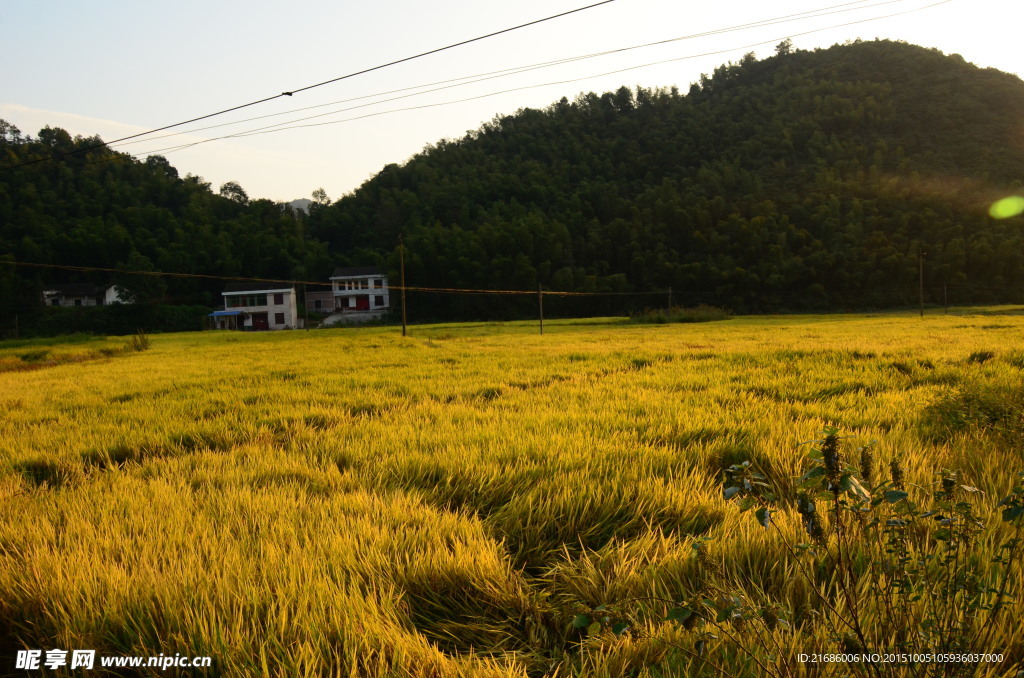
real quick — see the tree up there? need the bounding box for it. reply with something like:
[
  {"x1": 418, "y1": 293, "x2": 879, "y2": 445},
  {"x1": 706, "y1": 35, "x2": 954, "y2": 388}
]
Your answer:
[
  {"x1": 36, "y1": 126, "x2": 73, "y2": 152},
  {"x1": 219, "y1": 181, "x2": 249, "y2": 205},
  {"x1": 0, "y1": 119, "x2": 22, "y2": 145},
  {"x1": 311, "y1": 187, "x2": 330, "y2": 206},
  {"x1": 113, "y1": 251, "x2": 167, "y2": 304},
  {"x1": 145, "y1": 155, "x2": 179, "y2": 179}
]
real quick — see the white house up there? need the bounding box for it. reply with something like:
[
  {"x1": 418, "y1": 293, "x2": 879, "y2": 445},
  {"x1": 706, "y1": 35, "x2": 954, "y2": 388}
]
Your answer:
[
  {"x1": 329, "y1": 266, "x2": 389, "y2": 321},
  {"x1": 212, "y1": 283, "x2": 298, "y2": 330},
  {"x1": 42, "y1": 283, "x2": 130, "y2": 307}
]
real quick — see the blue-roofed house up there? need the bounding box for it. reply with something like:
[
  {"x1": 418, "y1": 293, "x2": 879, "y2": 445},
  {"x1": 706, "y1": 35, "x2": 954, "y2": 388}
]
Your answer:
[{"x1": 211, "y1": 282, "x2": 298, "y2": 330}]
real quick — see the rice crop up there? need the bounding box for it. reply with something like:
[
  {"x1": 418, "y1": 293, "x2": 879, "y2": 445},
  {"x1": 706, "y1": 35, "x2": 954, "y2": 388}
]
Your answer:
[{"x1": 1, "y1": 310, "x2": 1022, "y2": 676}]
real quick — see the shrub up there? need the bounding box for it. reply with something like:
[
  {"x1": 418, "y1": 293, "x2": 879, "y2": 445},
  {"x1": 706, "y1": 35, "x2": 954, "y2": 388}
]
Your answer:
[
  {"x1": 126, "y1": 328, "x2": 151, "y2": 352},
  {"x1": 921, "y1": 380, "x2": 1024, "y2": 448},
  {"x1": 566, "y1": 430, "x2": 1024, "y2": 676},
  {"x1": 17, "y1": 349, "x2": 50, "y2": 363},
  {"x1": 629, "y1": 305, "x2": 732, "y2": 324}
]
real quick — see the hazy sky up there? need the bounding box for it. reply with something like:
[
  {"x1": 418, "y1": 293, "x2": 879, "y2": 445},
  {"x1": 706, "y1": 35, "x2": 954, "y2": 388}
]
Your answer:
[{"x1": 3, "y1": 0, "x2": 1021, "y2": 203}]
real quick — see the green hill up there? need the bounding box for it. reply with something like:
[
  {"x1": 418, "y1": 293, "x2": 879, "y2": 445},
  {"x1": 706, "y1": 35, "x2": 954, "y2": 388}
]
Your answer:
[
  {"x1": 308, "y1": 39, "x2": 1024, "y2": 316},
  {"x1": 0, "y1": 127, "x2": 333, "y2": 329},
  {"x1": 3, "y1": 39, "x2": 1024, "y2": 330}
]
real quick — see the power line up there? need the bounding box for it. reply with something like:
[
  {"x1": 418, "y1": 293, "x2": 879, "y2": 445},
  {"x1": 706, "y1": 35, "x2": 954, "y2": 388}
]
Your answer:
[
  {"x1": 110, "y1": 58, "x2": 601, "y2": 148},
  {"x1": 109, "y1": 0, "x2": 885, "y2": 149},
  {"x1": 0, "y1": 0, "x2": 618, "y2": 172},
  {"x1": 2, "y1": 0, "x2": 950, "y2": 172},
  {"x1": 0, "y1": 260, "x2": 663, "y2": 297},
  {"x1": 4, "y1": 259, "x2": 1009, "y2": 300},
  {"x1": 130, "y1": 0, "x2": 952, "y2": 157}
]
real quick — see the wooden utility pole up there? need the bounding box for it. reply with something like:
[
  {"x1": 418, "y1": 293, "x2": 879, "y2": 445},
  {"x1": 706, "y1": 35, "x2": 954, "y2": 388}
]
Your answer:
[
  {"x1": 303, "y1": 283, "x2": 309, "y2": 330},
  {"x1": 399, "y1": 233, "x2": 407, "y2": 337},
  {"x1": 919, "y1": 250, "x2": 926, "y2": 318},
  {"x1": 538, "y1": 284, "x2": 544, "y2": 335},
  {"x1": 944, "y1": 282, "x2": 948, "y2": 315},
  {"x1": 668, "y1": 286, "x2": 673, "y2": 314}
]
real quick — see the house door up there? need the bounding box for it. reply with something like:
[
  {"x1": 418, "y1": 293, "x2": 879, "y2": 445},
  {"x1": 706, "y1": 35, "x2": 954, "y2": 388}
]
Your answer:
[
  {"x1": 355, "y1": 295, "x2": 370, "y2": 311},
  {"x1": 252, "y1": 312, "x2": 270, "y2": 330}
]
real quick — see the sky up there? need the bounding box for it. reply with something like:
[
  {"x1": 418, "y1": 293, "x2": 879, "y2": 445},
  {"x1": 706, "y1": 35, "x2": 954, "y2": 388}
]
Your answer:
[{"x1": 2, "y1": 0, "x2": 1022, "y2": 204}]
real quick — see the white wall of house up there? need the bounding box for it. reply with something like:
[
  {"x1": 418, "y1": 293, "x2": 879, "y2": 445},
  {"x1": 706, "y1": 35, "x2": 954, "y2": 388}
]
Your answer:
[
  {"x1": 103, "y1": 285, "x2": 130, "y2": 305},
  {"x1": 329, "y1": 275, "x2": 390, "y2": 313},
  {"x1": 46, "y1": 294, "x2": 97, "y2": 307},
  {"x1": 43, "y1": 284, "x2": 130, "y2": 307},
  {"x1": 222, "y1": 288, "x2": 298, "y2": 330}
]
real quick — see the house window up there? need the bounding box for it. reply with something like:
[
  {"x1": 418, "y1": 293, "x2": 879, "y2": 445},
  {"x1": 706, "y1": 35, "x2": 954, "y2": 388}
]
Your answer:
[
  {"x1": 74, "y1": 299, "x2": 82, "y2": 306},
  {"x1": 51, "y1": 298, "x2": 60, "y2": 306},
  {"x1": 227, "y1": 294, "x2": 268, "y2": 308},
  {"x1": 374, "y1": 295, "x2": 384, "y2": 307},
  {"x1": 314, "y1": 299, "x2": 322, "y2": 309},
  {"x1": 274, "y1": 293, "x2": 284, "y2": 305},
  {"x1": 275, "y1": 313, "x2": 285, "y2": 325}
]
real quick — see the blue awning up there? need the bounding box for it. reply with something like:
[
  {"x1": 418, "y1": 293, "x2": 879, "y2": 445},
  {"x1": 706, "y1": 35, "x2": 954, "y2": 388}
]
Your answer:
[{"x1": 209, "y1": 310, "x2": 245, "y2": 317}]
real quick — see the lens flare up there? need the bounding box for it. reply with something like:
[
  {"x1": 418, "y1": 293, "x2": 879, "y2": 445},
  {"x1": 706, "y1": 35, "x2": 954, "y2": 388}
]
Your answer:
[{"x1": 989, "y1": 196, "x2": 1024, "y2": 219}]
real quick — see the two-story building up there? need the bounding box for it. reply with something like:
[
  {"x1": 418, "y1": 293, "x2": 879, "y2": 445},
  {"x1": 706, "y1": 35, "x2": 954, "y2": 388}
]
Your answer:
[
  {"x1": 211, "y1": 282, "x2": 298, "y2": 330},
  {"x1": 328, "y1": 266, "x2": 390, "y2": 321}
]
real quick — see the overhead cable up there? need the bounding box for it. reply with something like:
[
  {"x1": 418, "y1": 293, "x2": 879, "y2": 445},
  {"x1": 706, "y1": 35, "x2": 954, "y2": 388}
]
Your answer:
[
  {"x1": 132, "y1": 0, "x2": 953, "y2": 157},
  {"x1": 0, "y1": 0, "x2": 618, "y2": 171},
  {"x1": 110, "y1": 0, "x2": 885, "y2": 148}
]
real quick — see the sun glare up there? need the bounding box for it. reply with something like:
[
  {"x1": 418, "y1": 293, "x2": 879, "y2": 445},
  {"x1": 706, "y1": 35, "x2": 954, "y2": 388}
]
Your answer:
[{"x1": 989, "y1": 195, "x2": 1024, "y2": 219}]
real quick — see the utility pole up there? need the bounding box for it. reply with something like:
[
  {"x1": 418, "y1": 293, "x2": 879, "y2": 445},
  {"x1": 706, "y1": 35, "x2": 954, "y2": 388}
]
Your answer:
[
  {"x1": 919, "y1": 250, "x2": 926, "y2": 318},
  {"x1": 538, "y1": 284, "x2": 544, "y2": 335},
  {"x1": 303, "y1": 283, "x2": 309, "y2": 330},
  {"x1": 944, "y1": 282, "x2": 948, "y2": 315},
  {"x1": 668, "y1": 286, "x2": 673, "y2": 314},
  {"x1": 399, "y1": 233, "x2": 407, "y2": 337}
]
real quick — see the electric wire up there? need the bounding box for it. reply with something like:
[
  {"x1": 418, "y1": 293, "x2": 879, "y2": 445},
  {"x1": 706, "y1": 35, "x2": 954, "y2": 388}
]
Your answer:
[
  {"x1": 109, "y1": 0, "x2": 884, "y2": 149},
  {"x1": 1, "y1": 259, "x2": 1006, "y2": 300},
  {"x1": 0, "y1": 260, "x2": 662, "y2": 296},
  {"x1": 131, "y1": 0, "x2": 952, "y2": 157},
  {"x1": 0, "y1": 0, "x2": 618, "y2": 172},
  {"x1": 1, "y1": 0, "x2": 952, "y2": 169}
]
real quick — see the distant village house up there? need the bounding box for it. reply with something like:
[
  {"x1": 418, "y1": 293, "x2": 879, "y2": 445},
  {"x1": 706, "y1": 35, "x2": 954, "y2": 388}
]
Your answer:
[
  {"x1": 209, "y1": 268, "x2": 388, "y2": 331},
  {"x1": 321, "y1": 266, "x2": 390, "y2": 323},
  {"x1": 42, "y1": 283, "x2": 129, "y2": 307},
  {"x1": 211, "y1": 283, "x2": 298, "y2": 330}
]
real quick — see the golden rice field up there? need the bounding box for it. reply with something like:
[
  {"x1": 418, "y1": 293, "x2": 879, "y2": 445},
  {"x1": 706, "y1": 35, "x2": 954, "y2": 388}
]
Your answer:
[{"x1": 1, "y1": 311, "x2": 1023, "y2": 677}]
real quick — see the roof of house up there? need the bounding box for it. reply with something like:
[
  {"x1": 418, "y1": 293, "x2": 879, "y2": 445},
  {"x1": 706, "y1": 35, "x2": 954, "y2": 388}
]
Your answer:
[
  {"x1": 331, "y1": 266, "x2": 385, "y2": 278},
  {"x1": 44, "y1": 283, "x2": 103, "y2": 297},
  {"x1": 222, "y1": 282, "x2": 295, "y2": 294}
]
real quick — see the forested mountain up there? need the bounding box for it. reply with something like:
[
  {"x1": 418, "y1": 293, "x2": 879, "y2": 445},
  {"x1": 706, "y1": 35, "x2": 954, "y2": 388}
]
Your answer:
[
  {"x1": 0, "y1": 124, "x2": 334, "y2": 324},
  {"x1": 3, "y1": 39, "x2": 1024, "y2": 329},
  {"x1": 308, "y1": 39, "x2": 1024, "y2": 316}
]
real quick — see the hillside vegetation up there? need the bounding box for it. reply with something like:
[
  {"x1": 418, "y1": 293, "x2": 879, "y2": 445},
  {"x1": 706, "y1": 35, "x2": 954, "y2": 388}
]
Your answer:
[
  {"x1": 0, "y1": 126, "x2": 332, "y2": 321},
  {"x1": 308, "y1": 39, "x2": 1024, "y2": 316},
  {"x1": 3, "y1": 40, "x2": 1024, "y2": 327}
]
